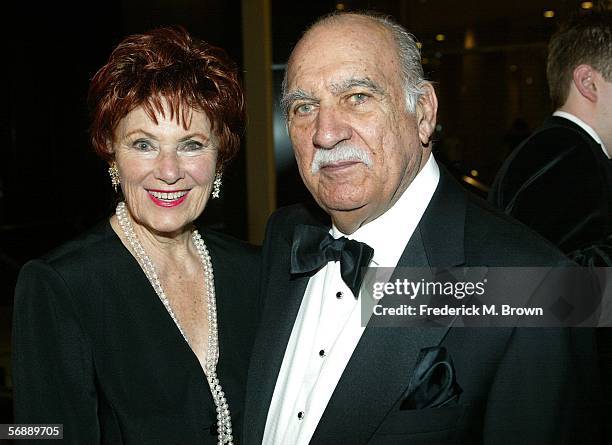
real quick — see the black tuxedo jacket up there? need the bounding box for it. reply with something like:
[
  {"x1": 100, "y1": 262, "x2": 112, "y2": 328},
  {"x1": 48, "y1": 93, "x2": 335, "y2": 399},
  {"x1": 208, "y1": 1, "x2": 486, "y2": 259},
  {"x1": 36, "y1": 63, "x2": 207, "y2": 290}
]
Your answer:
[
  {"x1": 12, "y1": 220, "x2": 260, "y2": 444},
  {"x1": 244, "y1": 168, "x2": 601, "y2": 444},
  {"x1": 489, "y1": 116, "x2": 612, "y2": 264}
]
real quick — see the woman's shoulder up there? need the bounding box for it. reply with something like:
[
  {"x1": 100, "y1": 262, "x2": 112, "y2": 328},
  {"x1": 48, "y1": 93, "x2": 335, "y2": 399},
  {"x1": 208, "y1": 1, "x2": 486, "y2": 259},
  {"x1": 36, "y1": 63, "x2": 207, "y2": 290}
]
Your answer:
[
  {"x1": 199, "y1": 228, "x2": 260, "y2": 257},
  {"x1": 198, "y1": 228, "x2": 260, "y2": 277},
  {"x1": 28, "y1": 219, "x2": 122, "y2": 274},
  {"x1": 15, "y1": 219, "x2": 125, "y2": 315}
]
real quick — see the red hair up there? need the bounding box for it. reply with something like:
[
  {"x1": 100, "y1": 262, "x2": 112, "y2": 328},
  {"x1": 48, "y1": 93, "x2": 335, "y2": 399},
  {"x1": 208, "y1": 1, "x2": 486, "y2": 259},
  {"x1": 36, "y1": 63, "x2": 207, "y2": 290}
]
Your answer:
[{"x1": 88, "y1": 26, "x2": 245, "y2": 169}]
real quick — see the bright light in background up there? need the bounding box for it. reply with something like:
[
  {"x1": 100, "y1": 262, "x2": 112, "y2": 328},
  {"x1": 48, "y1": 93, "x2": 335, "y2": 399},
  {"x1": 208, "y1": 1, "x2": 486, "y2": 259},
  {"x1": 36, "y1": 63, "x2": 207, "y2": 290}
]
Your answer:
[
  {"x1": 435, "y1": 34, "x2": 446, "y2": 42},
  {"x1": 470, "y1": 170, "x2": 479, "y2": 177},
  {"x1": 335, "y1": 2, "x2": 345, "y2": 10},
  {"x1": 581, "y1": 1, "x2": 594, "y2": 9},
  {"x1": 464, "y1": 28, "x2": 476, "y2": 50},
  {"x1": 416, "y1": 41, "x2": 423, "y2": 49},
  {"x1": 462, "y1": 175, "x2": 489, "y2": 193},
  {"x1": 543, "y1": 10, "x2": 555, "y2": 18}
]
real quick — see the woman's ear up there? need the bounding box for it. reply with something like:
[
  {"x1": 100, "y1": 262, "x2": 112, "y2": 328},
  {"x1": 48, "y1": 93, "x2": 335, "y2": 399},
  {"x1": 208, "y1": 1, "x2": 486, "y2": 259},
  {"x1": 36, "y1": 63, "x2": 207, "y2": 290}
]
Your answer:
[
  {"x1": 105, "y1": 138, "x2": 115, "y2": 157},
  {"x1": 416, "y1": 83, "x2": 438, "y2": 147}
]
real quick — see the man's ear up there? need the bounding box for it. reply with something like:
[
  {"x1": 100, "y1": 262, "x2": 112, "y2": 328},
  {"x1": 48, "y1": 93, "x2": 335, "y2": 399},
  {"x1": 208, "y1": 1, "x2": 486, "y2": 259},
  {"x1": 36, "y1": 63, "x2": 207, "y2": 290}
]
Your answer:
[
  {"x1": 573, "y1": 64, "x2": 597, "y2": 102},
  {"x1": 416, "y1": 83, "x2": 438, "y2": 147}
]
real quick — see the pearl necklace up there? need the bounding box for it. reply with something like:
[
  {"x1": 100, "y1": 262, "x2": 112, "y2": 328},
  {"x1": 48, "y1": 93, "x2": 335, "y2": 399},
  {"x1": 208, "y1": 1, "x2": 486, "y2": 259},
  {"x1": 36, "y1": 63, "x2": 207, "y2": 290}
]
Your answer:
[{"x1": 115, "y1": 202, "x2": 233, "y2": 444}]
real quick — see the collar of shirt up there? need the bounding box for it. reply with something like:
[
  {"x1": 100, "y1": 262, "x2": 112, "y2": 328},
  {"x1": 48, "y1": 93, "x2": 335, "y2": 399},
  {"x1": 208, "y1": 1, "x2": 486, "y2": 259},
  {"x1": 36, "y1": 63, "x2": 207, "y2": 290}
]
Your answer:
[
  {"x1": 331, "y1": 154, "x2": 441, "y2": 267},
  {"x1": 553, "y1": 110, "x2": 610, "y2": 159}
]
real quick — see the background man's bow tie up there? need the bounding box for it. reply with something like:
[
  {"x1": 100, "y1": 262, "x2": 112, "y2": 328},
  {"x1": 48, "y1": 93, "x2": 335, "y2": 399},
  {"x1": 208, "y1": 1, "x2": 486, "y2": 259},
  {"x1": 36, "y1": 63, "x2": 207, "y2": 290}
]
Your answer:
[{"x1": 290, "y1": 224, "x2": 374, "y2": 298}]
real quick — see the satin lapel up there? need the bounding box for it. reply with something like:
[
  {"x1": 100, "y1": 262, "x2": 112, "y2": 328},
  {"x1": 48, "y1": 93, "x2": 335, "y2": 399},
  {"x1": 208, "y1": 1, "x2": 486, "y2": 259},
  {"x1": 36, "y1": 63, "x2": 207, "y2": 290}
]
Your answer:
[
  {"x1": 311, "y1": 168, "x2": 468, "y2": 445},
  {"x1": 244, "y1": 209, "x2": 326, "y2": 445},
  {"x1": 245, "y1": 275, "x2": 309, "y2": 444},
  {"x1": 415, "y1": 166, "x2": 467, "y2": 268}
]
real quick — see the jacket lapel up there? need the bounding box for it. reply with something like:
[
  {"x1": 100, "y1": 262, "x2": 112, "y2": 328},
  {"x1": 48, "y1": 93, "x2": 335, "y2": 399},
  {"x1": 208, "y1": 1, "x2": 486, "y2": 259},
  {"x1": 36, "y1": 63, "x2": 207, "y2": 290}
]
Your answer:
[
  {"x1": 311, "y1": 168, "x2": 468, "y2": 444},
  {"x1": 244, "y1": 208, "x2": 327, "y2": 444},
  {"x1": 416, "y1": 166, "x2": 466, "y2": 267}
]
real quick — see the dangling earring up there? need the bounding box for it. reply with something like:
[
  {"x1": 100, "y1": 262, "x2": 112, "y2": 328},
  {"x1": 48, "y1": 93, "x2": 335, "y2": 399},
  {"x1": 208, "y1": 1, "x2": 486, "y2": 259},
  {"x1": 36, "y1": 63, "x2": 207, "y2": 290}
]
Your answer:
[
  {"x1": 108, "y1": 162, "x2": 121, "y2": 193},
  {"x1": 212, "y1": 171, "x2": 222, "y2": 199}
]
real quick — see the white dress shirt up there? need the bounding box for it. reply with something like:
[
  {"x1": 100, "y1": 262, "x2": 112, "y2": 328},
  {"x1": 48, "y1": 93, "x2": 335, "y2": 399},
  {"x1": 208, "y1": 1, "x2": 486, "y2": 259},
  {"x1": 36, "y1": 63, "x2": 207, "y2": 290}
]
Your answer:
[
  {"x1": 262, "y1": 155, "x2": 440, "y2": 445},
  {"x1": 553, "y1": 111, "x2": 610, "y2": 159}
]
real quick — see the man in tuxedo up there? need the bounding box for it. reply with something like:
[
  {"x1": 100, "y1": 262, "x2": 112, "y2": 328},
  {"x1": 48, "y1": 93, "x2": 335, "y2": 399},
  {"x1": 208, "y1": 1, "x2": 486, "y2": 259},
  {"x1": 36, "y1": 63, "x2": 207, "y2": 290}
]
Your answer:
[
  {"x1": 490, "y1": 11, "x2": 612, "y2": 266},
  {"x1": 489, "y1": 16, "x2": 612, "y2": 437},
  {"x1": 244, "y1": 12, "x2": 600, "y2": 444}
]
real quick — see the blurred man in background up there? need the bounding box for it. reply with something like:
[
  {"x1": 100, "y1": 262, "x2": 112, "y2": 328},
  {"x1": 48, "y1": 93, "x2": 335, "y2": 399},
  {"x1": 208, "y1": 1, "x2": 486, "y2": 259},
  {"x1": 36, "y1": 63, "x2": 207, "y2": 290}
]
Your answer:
[{"x1": 490, "y1": 11, "x2": 612, "y2": 266}]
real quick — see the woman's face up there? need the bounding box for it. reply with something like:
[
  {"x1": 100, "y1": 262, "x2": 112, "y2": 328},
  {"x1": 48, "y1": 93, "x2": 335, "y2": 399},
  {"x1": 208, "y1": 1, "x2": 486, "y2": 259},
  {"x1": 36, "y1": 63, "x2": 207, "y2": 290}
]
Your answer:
[{"x1": 111, "y1": 104, "x2": 218, "y2": 238}]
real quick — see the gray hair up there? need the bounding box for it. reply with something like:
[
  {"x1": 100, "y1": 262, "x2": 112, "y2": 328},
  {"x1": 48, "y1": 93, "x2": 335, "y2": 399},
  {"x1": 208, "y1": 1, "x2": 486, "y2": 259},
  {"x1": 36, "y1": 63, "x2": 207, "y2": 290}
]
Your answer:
[{"x1": 281, "y1": 11, "x2": 427, "y2": 117}]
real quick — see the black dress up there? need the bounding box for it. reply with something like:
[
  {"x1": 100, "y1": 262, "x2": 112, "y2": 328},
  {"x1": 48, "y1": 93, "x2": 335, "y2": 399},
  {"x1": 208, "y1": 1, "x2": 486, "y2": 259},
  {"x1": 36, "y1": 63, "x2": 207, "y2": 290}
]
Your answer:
[{"x1": 12, "y1": 220, "x2": 260, "y2": 444}]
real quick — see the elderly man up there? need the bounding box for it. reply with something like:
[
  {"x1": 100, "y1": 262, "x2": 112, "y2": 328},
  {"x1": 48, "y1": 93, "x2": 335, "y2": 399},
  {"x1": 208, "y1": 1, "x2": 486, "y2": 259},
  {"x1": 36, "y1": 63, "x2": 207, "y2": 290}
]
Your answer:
[
  {"x1": 244, "y1": 12, "x2": 600, "y2": 444},
  {"x1": 490, "y1": 11, "x2": 612, "y2": 265}
]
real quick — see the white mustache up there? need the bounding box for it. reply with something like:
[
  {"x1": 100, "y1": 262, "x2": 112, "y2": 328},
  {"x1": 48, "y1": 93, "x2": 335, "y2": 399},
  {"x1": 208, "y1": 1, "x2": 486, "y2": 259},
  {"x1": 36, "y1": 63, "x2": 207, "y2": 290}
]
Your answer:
[{"x1": 311, "y1": 144, "x2": 373, "y2": 174}]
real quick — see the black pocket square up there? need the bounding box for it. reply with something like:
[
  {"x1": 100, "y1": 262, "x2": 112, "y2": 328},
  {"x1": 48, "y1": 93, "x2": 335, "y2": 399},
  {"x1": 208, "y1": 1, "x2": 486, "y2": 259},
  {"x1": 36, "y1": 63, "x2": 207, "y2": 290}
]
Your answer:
[{"x1": 400, "y1": 346, "x2": 463, "y2": 410}]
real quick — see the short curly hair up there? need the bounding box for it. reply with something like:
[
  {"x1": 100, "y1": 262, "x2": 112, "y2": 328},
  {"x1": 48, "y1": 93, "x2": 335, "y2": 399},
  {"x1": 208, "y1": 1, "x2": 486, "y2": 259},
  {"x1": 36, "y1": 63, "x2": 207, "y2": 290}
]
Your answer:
[
  {"x1": 547, "y1": 11, "x2": 612, "y2": 110},
  {"x1": 88, "y1": 26, "x2": 245, "y2": 169}
]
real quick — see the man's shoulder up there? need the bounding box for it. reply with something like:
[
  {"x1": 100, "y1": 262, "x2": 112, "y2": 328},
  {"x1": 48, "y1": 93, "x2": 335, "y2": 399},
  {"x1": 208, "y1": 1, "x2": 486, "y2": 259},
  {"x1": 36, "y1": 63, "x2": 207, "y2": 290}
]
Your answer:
[
  {"x1": 465, "y1": 193, "x2": 571, "y2": 266},
  {"x1": 509, "y1": 116, "x2": 600, "y2": 167},
  {"x1": 490, "y1": 116, "x2": 601, "y2": 208},
  {"x1": 267, "y1": 201, "x2": 330, "y2": 236},
  {"x1": 520, "y1": 117, "x2": 595, "y2": 155}
]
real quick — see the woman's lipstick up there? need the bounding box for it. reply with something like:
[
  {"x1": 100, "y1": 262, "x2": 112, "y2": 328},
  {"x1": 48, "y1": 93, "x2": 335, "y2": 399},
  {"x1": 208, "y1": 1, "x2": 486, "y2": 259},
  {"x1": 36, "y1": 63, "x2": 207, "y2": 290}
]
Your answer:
[{"x1": 147, "y1": 190, "x2": 189, "y2": 208}]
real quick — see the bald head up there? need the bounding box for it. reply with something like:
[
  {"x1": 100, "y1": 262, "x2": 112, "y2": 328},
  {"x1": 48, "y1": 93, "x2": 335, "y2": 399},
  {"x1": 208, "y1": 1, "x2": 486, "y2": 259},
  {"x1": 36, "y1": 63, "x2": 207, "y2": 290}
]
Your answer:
[{"x1": 282, "y1": 13, "x2": 426, "y2": 117}]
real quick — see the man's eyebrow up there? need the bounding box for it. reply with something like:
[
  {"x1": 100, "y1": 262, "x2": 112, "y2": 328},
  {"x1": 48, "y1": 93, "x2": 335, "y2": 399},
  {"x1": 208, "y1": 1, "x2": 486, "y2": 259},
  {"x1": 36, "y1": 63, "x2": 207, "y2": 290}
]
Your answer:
[
  {"x1": 281, "y1": 88, "x2": 316, "y2": 114},
  {"x1": 329, "y1": 77, "x2": 385, "y2": 95}
]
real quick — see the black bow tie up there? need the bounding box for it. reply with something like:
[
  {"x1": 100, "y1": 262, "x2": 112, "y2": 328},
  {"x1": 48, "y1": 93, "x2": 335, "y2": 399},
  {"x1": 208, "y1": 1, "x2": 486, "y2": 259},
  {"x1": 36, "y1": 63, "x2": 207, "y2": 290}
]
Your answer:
[{"x1": 290, "y1": 224, "x2": 374, "y2": 298}]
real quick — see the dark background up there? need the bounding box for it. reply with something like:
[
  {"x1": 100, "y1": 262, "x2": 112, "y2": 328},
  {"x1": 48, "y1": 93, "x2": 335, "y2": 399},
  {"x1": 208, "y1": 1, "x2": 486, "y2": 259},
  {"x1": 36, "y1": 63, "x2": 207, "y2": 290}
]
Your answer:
[{"x1": 1, "y1": 0, "x2": 608, "y2": 423}]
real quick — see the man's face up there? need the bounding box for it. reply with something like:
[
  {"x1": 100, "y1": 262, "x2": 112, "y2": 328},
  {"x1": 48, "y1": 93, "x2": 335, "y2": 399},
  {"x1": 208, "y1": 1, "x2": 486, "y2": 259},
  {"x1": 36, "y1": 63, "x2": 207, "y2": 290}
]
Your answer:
[{"x1": 284, "y1": 16, "x2": 436, "y2": 233}]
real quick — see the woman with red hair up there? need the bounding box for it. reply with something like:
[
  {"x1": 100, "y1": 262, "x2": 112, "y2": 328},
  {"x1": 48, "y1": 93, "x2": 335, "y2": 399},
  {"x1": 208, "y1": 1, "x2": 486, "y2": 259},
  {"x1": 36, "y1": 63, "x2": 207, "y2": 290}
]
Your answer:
[{"x1": 12, "y1": 26, "x2": 257, "y2": 445}]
